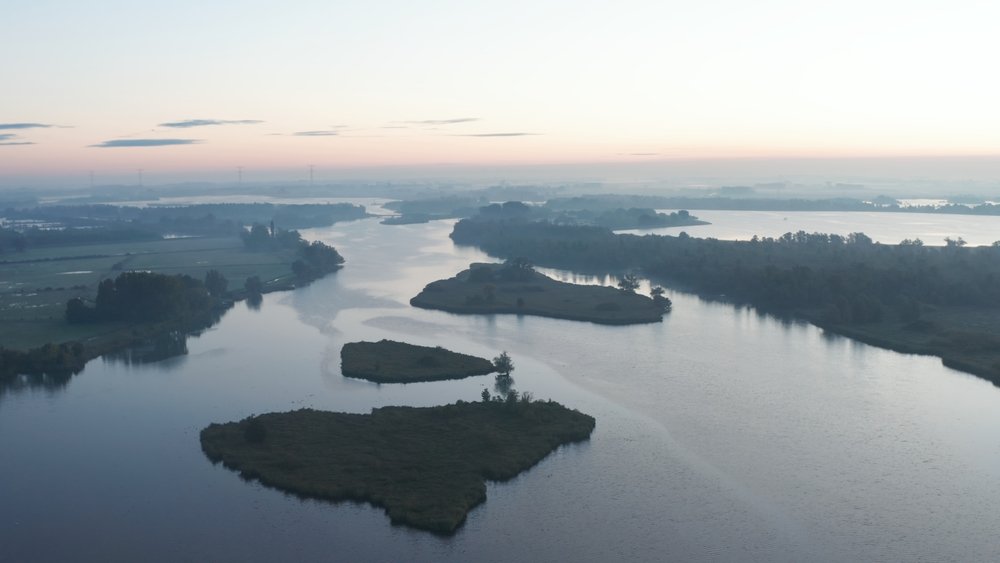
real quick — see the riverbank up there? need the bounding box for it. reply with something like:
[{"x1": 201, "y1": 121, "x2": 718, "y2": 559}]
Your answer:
[
  {"x1": 200, "y1": 401, "x2": 596, "y2": 534},
  {"x1": 0, "y1": 234, "x2": 342, "y2": 381}
]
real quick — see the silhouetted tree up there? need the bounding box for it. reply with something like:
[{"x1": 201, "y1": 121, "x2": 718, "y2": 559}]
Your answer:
[
  {"x1": 244, "y1": 275, "x2": 263, "y2": 296},
  {"x1": 650, "y1": 286, "x2": 672, "y2": 311},
  {"x1": 204, "y1": 270, "x2": 228, "y2": 297},
  {"x1": 241, "y1": 223, "x2": 272, "y2": 249},
  {"x1": 493, "y1": 351, "x2": 514, "y2": 377},
  {"x1": 65, "y1": 298, "x2": 96, "y2": 323},
  {"x1": 618, "y1": 273, "x2": 640, "y2": 292}
]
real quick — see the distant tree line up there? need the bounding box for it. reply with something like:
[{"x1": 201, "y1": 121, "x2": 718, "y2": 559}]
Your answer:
[
  {"x1": 451, "y1": 217, "x2": 1000, "y2": 325},
  {"x1": 541, "y1": 195, "x2": 1000, "y2": 216},
  {"x1": 0, "y1": 203, "x2": 367, "y2": 251}
]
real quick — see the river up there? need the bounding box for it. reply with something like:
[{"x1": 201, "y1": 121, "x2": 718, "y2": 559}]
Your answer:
[{"x1": 3, "y1": 212, "x2": 1000, "y2": 562}]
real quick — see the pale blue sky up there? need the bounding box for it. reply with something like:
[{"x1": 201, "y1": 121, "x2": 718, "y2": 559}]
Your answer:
[{"x1": 3, "y1": 0, "x2": 999, "y2": 184}]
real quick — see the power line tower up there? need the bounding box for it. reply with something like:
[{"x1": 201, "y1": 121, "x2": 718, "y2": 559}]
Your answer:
[
  {"x1": 237, "y1": 166, "x2": 243, "y2": 186},
  {"x1": 309, "y1": 164, "x2": 315, "y2": 187}
]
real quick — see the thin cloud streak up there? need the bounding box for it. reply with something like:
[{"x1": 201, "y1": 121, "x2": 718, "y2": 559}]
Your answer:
[
  {"x1": 293, "y1": 130, "x2": 340, "y2": 136},
  {"x1": 404, "y1": 118, "x2": 479, "y2": 125},
  {"x1": 452, "y1": 132, "x2": 539, "y2": 137},
  {"x1": 0, "y1": 133, "x2": 35, "y2": 145},
  {"x1": 90, "y1": 139, "x2": 201, "y2": 148},
  {"x1": 0, "y1": 123, "x2": 55, "y2": 130},
  {"x1": 159, "y1": 119, "x2": 264, "y2": 128}
]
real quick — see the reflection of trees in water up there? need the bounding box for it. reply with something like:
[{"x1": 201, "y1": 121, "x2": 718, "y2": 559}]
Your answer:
[
  {"x1": 493, "y1": 374, "x2": 514, "y2": 396},
  {"x1": 0, "y1": 369, "x2": 75, "y2": 399},
  {"x1": 104, "y1": 330, "x2": 190, "y2": 366},
  {"x1": 1, "y1": 342, "x2": 87, "y2": 399},
  {"x1": 0, "y1": 310, "x2": 226, "y2": 400}
]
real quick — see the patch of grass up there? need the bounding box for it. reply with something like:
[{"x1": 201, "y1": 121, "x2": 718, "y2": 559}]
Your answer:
[
  {"x1": 410, "y1": 263, "x2": 664, "y2": 325},
  {"x1": 341, "y1": 340, "x2": 495, "y2": 383},
  {"x1": 200, "y1": 401, "x2": 595, "y2": 534}
]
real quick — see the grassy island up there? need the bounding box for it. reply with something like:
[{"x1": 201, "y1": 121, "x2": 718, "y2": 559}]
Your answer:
[
  {"x1": 410, "y1": 262, "x2": 665, "y2": 325},
  {"x1": 200, "y1": 401, "x2": 596, "y2": 534},
  {"x1": 340, "y1": 340, "x2": 494, "y2": 383}
]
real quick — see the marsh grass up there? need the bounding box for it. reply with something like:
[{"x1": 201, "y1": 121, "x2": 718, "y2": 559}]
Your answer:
[
  {"x1": 200, "y1": 401, "x2": 596, "y2": 534},
  {"x1": 340, "y1": 340, "x2": 494, "y2": 383},
  {"x1": 410, "y1": 263, "x2": 663, "y2": 325}
]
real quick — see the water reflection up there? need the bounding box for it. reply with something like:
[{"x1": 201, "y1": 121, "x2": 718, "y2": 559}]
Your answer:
[
  {"x1": 103, "y1": 330, "x2": 190, "y2": 367},
  {"x1": 0, "y1": 369, "x2": 74, "y2": 398}
]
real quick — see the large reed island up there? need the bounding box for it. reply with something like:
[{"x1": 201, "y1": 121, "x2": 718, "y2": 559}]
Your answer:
[{"x1": 200, "y1": 400, "x2": 596, "y2": 534}]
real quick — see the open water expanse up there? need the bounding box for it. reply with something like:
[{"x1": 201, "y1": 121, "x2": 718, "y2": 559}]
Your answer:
[
  {"x1": 627, "y1": 208, "x2": 1000, "y2": 246},
  {"x1": 4, "y1": 211, "x2": 1000, "y2": 562}
]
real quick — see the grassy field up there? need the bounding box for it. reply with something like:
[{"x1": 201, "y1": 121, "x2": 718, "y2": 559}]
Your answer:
[
  {"x1": 200, "y1": 401, "x2": 596, "y2": 534},
  {"x1": 341, "y1": 340, "x2": 495, "y2": 383},
  {"x1": 410, "y1": 263, "x2": 665, "y2": 325},
  {"x1": 0, "y1": 236, "x2": 298, "y2": 350}
]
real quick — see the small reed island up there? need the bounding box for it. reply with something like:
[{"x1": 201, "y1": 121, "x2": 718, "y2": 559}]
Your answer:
[
  {"x1": 340, "y1": 339, "x2": 495, "y2": 383},
  {"x1": 200, "y1": 400, "x2": 596, "y2": 534},
  {"x1": 410, "y1": 260, "x2": 668, "y2": 325}
]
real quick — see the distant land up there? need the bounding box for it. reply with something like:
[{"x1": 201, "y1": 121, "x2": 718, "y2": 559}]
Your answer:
[{"x1": 381, "y1": 197, "x2": 709, "y2": 229}]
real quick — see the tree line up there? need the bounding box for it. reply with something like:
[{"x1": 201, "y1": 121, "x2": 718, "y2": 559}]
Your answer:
[{"x1": 451, "y1": 217, "x2": 1000, "y2": 325}]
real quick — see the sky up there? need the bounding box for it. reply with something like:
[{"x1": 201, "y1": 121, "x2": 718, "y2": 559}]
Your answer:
[{"x1": 2, "y1": 0, "x2": 1000, "y2": 187}]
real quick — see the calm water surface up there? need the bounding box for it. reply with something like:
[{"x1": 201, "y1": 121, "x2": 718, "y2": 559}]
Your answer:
[
  {"x1": 623, "y1": 209, "x2": 1000, "y2": 246},
  {"x1": 3, "y1": 215, "x2": 1000, "y2": 562}
]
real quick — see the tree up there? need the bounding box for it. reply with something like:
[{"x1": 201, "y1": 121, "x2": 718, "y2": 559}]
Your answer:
[
  {"x1": 481, "y1": 388, "x2": 491, "y2": 402},
  {"x1": 244, "y1": 276, "x2": 263, "y2": 296},
  {"x1": 65, "y1": 298, "x2": 96, "y2": 323},
  {"x1": 241, "y1": 223, "x2": 272, "y2": 249},
  {"x1": 492, "y1": 351, "x2": 514, "y2": 377},
  {"x1": 291, "y1": 259, "x2": 310, "y2": 279},
  {"x1": 650, "y1": 286, "x2": 672, "y2": 311},
  {"x1": 204, "y1": 270, "x2": 228, "y2": 297},
  {"x1": 617, "y1": 273, "x2": 640, "y2": 292},
  {"x1": 500, "y1": 257, "x2": 534, "y2": 281}
]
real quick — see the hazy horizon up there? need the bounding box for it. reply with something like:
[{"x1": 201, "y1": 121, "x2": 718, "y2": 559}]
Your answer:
[
  {"x1": 4, "y1": 0, "x2": 999, "y2": 192},
  {"x1": 3, "y1": 155, "x2": 1000, "y2": 198}
]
